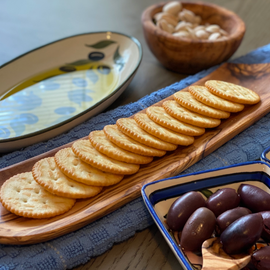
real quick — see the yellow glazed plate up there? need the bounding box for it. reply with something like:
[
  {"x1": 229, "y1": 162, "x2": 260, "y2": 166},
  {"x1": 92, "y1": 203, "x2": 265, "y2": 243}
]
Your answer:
[{"x1": 0, "y1": 32, "x2": 142, "y2": 153}]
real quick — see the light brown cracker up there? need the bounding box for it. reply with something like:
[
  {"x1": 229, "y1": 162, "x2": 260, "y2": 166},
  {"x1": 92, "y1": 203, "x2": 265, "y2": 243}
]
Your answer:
[
  {"x1": 116, "y1": 118, "x2": 177, "y2": 151},
  {"x1": 173, "y1": 91, "x2": 230, "y2": 119},
  {"x1": 146, "y1": 106, "x2": 205, "y2": 136},
  {"x1": 32, "y1": 157, "x2": 102, "y2": 199},
  {"x1": 103, "y1": 125, "x2": 166, "y2": 157},
  {"x1": 134, "y1": 113, "x2": 194, "y2": 146},
  {"x1": 205, "y1": 80, "x2": 260, "y2": 105},
  {"x1": 89, "y1": 130, "x2": 153, "y2": 164},
  {"x1": 163, "y1": 100, "x2": 220, "y2": 128},
  {"x1": 0, "y1": 172, "x2": 75, "y2": 219},
  {"x1": 72, "y1": 139, "x2": 140, "y2": 175},
  {"x1": 189, "y1": 85, "x2": 244, "y2": 113},
  {"x1": 54, "y1": 148, "x2": 123, "y2": 186}
]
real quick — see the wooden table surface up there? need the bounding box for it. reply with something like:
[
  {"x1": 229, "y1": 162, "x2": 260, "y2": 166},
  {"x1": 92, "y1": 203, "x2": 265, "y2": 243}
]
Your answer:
[{"x1": 1, "y1": 0, "x2": 270, "y2": 269}]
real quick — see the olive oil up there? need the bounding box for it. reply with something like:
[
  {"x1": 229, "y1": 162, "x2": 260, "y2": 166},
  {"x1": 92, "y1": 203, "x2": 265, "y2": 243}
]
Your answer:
[{"x1": 0, "y1": 62, "x2": 119, "y2": 139}]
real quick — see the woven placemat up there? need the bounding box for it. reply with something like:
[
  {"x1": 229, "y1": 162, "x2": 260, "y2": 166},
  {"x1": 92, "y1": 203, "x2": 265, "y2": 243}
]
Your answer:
[{"x1": 0, "y1": 43, "x2": 270, "y2": 269}]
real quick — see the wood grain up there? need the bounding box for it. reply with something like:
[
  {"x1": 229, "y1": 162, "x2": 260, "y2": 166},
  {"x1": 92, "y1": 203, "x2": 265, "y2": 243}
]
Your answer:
[
  {"x1": 201, "y1": 238, "x2": 251, "y2": 270},
  {"x1": 1, "y1": 62, "x2": 270, "y2": 245},
  {"x1": 141, "y1": 1, "x2": 246, "y2": 74}
]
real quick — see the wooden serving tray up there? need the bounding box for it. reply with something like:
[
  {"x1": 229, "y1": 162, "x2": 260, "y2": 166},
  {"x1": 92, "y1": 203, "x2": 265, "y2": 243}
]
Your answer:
[{"x1": 1, "y1": 62, "x2": 270, "y2": 245}]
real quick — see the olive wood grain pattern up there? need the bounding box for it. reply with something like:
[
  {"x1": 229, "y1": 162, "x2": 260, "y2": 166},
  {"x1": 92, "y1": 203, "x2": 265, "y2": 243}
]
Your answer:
[
  {"x1": 141, "y1": 1, "x2": 246, "y2": 74},
  {"x1": 1, "y1": 63, "x2": 270, "y2": 245},
  {"x1": 201, "y1": 238, "x2": 251, "y2": 270}
]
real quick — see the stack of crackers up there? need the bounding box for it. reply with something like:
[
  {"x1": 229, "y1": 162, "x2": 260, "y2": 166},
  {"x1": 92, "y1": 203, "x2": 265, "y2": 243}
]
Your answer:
[{"x1": 0, "y1": 80, "x2": 260, "y2": 219}]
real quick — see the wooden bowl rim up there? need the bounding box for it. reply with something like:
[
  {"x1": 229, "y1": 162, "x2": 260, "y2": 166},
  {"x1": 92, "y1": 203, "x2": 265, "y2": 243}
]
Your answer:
[{"x1": 141, "y1": 1, "x2": 246, "y2": 45}]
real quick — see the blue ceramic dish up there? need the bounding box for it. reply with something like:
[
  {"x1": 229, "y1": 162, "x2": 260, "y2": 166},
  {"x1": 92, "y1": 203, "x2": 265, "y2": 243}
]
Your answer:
[
  {"x1": 141, "y1": 161, "x2": 270, "y2": 270},
  {"x1": 261, "y1": 146, "x2": 270, "y2": 165}
]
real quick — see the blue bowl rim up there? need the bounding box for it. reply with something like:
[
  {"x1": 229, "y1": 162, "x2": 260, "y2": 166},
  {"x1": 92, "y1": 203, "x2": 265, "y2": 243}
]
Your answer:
[
  {"x1": 141, "y1": 160, "x2": 270, "y2": 270},
  {"x1": 261, "y1": 146, "x2": 270, "y2": 163}
]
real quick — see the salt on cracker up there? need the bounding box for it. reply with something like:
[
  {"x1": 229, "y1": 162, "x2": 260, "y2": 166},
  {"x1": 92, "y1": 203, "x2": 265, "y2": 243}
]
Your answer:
[
  {"x1": 72, "y1": 139, "x2": 140, "y2": 175},
  {"x1": 55, "y1": 148, "x2": 124, "y2": 186},
  {"x1": 189, "y1": 85, "x2": 244, "y2": 113},
  {"x1": 173, "y1": 91, "x2": 230, "y2": 119},
  {"x1": 89, "y1": 130, "x2": 153, "y2": 164},
  {"x1": 205, "y1": 80, "x2": 260, "y2": 105},
  {"x1": 116, "y1": 118, "x2": 177, "y2": 151},
  {"x1": 0, "y1": 172, "x2": 75, "y2": 219},
  {"x1": 163, "y1": 100, "x2": 221, "y2": 128},
  {"x1": 32, "y1": 157, "x2": 103, "y2": 199},
  {"x1": 103, "y1": 125, "x2": 166, "y2": 157},
  {"x1": 146, "y1": 106, "x2": 205, "y2": 136},
  {"x1": 134, "y1": 113, "x2": 194, "y2": 146}
]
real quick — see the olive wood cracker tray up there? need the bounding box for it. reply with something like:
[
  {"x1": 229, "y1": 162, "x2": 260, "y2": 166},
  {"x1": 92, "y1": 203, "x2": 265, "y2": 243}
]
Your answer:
[{"x1": 1, "y1": 62, "x2": 270, "y2": 245}]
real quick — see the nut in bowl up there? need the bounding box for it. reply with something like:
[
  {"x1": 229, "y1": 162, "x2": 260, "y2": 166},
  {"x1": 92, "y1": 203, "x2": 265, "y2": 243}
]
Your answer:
[{"x1": 141, "y1": 1, "x2": 246, "y2": 74}]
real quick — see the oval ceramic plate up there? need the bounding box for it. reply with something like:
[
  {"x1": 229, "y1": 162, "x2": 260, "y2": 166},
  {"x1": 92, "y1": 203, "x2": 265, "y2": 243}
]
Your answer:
[
  {"x1": 0, "y1": 31, "x2": 142, "y2": 153},
  {"x1": 141, "y1": 161, "x2": 270, "y2": 270}
]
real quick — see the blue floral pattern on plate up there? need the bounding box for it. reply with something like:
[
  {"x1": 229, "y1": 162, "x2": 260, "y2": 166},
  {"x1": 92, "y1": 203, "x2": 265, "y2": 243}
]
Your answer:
[{"x1": 0, "y1": 40, "x2": 126, "y2": 139}]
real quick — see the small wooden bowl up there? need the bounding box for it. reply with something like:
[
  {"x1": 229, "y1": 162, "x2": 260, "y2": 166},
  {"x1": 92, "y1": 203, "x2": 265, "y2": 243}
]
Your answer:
[{"x1": 141, "y1": 1, "x2": 246, "y2": 74}]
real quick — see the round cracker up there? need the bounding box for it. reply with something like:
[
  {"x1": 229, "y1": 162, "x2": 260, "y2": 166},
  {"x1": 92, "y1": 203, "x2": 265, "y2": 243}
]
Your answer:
[
  {"x1": 55, "y1": 148, "x2": 124, "y2": 186},
  {"x1": 205, "y1": 80, "x2": 260, "y2": 105},
  {"x1": 0, "y1": 172, "x2": 75, "y2": 219},
  {"x1": 103, "y1": 125, "x2": 166, "y2": 157},
  {"x1": 173, "y1": 91, "x2": 230, "y2": 119},
  {"x1": 116, "y1": 118, "x2": 177, "y2": 151},
  {"x1": 134, "y1": 113, "x2": 194, "y2": 146},
  {"x1": 189, "y1": 85, "x2": 244, "y2": 113},
  {"x1": 163, "y1": 100, "x2": 221, "y2": 128},
  {"x1": 32, "y1": 157, "x2": 102, "y2": 199},
  {"x1": 146, "y1": 106, "x2": 205, "y2": 136},
  {"x1": 89, "y1": 130, "x2": 153, "y2": 164},
  {"x1": 72, "y1": 139, "x2": 140, "y2": 175}
]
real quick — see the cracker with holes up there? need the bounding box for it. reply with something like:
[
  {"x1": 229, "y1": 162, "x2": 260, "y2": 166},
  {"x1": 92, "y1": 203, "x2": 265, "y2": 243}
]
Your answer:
[
  {"x1": 103, "y1": 125, "x2": 166, "y2": 157},
  {"x1": 55, "y1": 148, "x2": 124, "y2": 186},
  {"x1": 189, "y1": 85, "x2": 245, "y2": 113},
  {"x1": 72, "y1": 139, "x2": 140, "y2": 175},
  {"x1": 32, "y1": 157, "x2": 102, "y2": 199},
  {"x1": 116, "y1": 118, "x2": 177, "y2": 151},
  {"x1": 0, "y1": 172, "x2": 76, "y2": 219},
  {"x1": 173, "y1": 91, "x2": 230, "y2": 119},
  {"x1": 146, "y1": 106, "x2": 205, "y2": 136},
  {"x1": 205, "y1": 80, "x2": 260, "y2": 105},
  {"x1": 89, "y1": 130, "x2": 153, "y2": 164},
  {"x1": 163, "y1": 100, "x2": 221, "y2": 128},
  {"x1": 134, "y1": 113, "x2": 194, "y2": 146}
]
